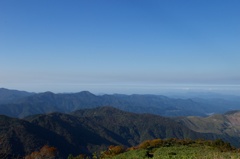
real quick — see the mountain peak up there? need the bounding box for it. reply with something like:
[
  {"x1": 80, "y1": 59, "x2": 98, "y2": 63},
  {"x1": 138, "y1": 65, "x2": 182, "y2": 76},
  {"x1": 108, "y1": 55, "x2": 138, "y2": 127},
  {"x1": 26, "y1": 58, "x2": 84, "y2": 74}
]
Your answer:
[{"x1": 77, "y1": 91, "x2": 95, "y2": 96}]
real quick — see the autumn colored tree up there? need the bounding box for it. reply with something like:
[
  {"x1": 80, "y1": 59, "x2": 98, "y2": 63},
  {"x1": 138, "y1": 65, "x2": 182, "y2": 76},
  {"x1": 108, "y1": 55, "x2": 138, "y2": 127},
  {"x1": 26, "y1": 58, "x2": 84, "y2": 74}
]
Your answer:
[
  {"x1": 138, "y1": 140, "x2": 151, "y2": 149},
  {"x1": 100, "y1": 145, "x2": 125, "y2": 158},
  {"x1": 67, "y1": 154, "x2": 91, "y2": 159},
  {"x1": 25, "y1": 145, "x2": 57, "y2": 159}
]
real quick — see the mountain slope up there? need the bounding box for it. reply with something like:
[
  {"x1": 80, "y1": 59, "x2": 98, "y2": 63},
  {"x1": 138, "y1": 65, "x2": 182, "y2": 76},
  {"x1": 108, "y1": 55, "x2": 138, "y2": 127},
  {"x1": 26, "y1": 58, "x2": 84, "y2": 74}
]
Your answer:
[
  {"x1": 0, "y1": 115, "x2": 73, "y2": 158},
  {"x1": 71, "y1": 106, "x2": 207, "y2": 144},
  {"x1": 176, "y1": 111, "x2": 240, "y2": 135},
  {"x1": 107, "y1": 138, "x2": 238, "y2": 159},
  {"x1": 0, "y1": 107, "x2": 224, "y2": 158},
  {"x1": 175, "y1": 110, "x2": 240, "y2": 147}
]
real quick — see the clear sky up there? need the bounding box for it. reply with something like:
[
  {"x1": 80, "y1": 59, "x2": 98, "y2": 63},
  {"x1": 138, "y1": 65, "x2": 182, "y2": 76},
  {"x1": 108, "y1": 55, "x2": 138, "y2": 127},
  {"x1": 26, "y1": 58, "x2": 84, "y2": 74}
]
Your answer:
[{"x1": 1, "y1": 0, "x2": 240, "y2": 94}]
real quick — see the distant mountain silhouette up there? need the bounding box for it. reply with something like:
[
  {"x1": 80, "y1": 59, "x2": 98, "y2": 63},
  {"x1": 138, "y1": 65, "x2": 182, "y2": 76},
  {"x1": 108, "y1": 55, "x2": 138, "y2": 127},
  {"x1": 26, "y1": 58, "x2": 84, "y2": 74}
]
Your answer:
[
  {"x1": 0, "y1": 106, "x2": 227, "y2": 158},
  {"x1": 1, "y1": 88, "x2": 240, "y2": 118},
  {"x1": 0, "y1": 88, "x2": 34, "y2": 104}
]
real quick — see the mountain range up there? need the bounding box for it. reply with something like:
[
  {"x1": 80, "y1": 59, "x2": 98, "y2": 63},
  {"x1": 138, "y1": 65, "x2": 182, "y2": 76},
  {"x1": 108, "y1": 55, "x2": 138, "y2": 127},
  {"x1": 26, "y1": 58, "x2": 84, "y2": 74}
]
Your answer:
[
  {"x1": 1, "y1": 88, "x2": 240, "y2": 158},
  {"x1": 1, "y1": 106, "x2": 239, "y2": 158},
  {"x1": 1, "y1": 88, "x2": 240, "y2": 118}
]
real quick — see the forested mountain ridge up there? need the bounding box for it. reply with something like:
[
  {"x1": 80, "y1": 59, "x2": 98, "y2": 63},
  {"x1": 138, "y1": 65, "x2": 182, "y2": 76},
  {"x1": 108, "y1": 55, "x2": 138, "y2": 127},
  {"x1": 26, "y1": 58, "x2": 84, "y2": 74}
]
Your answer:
[
  {"x1": 0, "y1": 106, "x2": 234, "y2": 158},
  {"x1": 0, "y1": 88, "x2": 34, "y2": 104},
  {"x1": 0, "y1": 88, "x2": 240, "y2": 118}
]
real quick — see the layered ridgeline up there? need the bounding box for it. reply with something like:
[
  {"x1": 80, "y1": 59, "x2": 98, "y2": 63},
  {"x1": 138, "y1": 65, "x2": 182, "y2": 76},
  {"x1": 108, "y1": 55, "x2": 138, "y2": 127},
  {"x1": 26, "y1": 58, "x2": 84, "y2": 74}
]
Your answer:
[
  {"x1": 0, "y1": 106, "x2": 233, "y2": 158},
  {"x1": 175, "y1": 110, "x2": 240, "y2": 147},
  {"x1": 1, "y1": 88, "x2": 240, "y2": 118},
  {"x1": 0, "y1": 88, "x2": 34, "y2": 104}
]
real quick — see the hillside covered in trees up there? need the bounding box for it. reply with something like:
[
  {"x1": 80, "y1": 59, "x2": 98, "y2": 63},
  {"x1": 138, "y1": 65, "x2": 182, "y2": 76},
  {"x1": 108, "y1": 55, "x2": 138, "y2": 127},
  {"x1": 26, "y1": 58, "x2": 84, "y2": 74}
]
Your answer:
[{"x1": 0, "y1": 107, "x2": 240, "y2": 158}]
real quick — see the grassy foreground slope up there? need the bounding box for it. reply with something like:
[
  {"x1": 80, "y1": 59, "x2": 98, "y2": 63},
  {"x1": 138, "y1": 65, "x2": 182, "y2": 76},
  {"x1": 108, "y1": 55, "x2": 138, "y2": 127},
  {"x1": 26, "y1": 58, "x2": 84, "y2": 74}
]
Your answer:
[
  {"x1": 111, "y1": 146, "x2": 240, "y2": 159},
  {"x1": 100, "y1": 138, "x2": 240, "y2": 159}
]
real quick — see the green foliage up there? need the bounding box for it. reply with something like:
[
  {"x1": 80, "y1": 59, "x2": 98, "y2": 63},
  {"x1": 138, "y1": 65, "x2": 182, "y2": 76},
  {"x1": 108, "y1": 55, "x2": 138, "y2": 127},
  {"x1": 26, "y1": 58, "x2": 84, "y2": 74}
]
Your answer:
[
  {"x1": 212, "y1": 139, "x2": 234, "y2": 151},
  {"x1": 99, "y1": 138, "x2": 240, "y2": 159}
]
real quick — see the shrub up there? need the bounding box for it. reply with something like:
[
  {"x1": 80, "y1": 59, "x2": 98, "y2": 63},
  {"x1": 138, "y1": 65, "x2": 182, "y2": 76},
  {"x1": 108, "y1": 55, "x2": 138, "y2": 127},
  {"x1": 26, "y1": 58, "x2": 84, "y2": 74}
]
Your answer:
[
  {"x1": 100, "y1": 145, "x2": 126, "y2": 158},
  {"x1": 138, "y1": 140, "x2": 151, "y2": 149},
  {"x1": 25, "y1": 145, "x2": 57, "y2": 159}
]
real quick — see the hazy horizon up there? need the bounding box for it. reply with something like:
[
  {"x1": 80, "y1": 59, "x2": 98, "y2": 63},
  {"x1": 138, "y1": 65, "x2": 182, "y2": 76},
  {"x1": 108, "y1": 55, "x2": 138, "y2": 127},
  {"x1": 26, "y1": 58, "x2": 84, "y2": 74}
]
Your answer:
[
  {"x1": 1, "y1": 1, "x2": 240, "y2": 94},
  {"x1": 2, "y1": 84, "x2": 240, "y2": 96}
]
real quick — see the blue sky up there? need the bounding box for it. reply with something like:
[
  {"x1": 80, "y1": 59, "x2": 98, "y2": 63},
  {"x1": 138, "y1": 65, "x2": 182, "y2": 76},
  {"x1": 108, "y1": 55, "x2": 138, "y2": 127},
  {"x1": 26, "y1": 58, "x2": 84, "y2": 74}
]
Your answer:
[{"x1": 1, "y1": 0, "x2": 240, "y2": 94}]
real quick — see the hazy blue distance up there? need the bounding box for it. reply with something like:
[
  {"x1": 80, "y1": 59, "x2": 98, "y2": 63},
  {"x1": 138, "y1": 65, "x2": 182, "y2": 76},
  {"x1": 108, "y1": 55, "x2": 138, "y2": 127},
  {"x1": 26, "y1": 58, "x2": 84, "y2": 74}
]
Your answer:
[{"x1": 1, "y1": 0, "x2": 240, "y2": 94}]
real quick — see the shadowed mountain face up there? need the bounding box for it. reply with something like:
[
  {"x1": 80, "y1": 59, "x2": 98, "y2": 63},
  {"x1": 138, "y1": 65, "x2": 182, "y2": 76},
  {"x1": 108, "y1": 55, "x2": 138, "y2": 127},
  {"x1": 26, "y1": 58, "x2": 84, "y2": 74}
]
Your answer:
[
  {"x1": 0, "y1": 115, "x2": 70, "y2": 158},
  {"x1": 71, "y1": 107, "x2": 207, "y2": 144},
  {"x1": 0, "y1": 106, "x2": 225, "y2": 158},
  {"x1": 1, "y1": 88, "x2": 240, "y2": 118}
]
